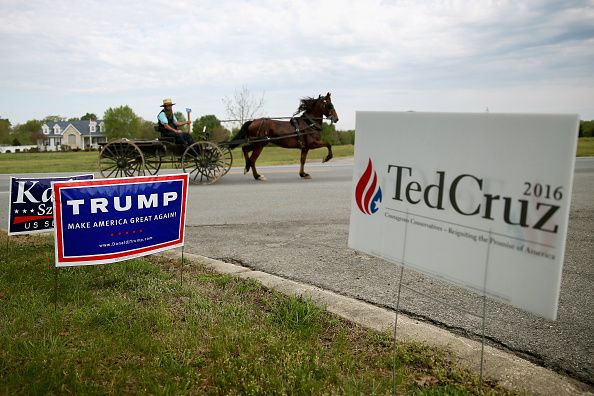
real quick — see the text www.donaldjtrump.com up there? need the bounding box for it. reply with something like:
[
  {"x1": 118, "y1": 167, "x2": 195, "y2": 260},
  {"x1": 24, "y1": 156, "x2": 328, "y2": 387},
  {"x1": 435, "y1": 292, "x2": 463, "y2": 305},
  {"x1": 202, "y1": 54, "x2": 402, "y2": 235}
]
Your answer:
[{"x1": 99, "y1": 236, "x2": 154, "y2": 248}]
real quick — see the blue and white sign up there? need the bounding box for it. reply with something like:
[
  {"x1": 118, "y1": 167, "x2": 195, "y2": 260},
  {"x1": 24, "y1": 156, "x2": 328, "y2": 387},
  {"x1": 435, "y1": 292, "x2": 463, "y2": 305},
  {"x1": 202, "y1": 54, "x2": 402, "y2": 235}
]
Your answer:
[
  {"x1": 53, "y1": 174, "x2": 189, "y2": 267},
  {"x1": 8, "y1": 174, "x2": 94, "y2": 236},
  {"x1": 349, "y1": 111, "x2": 579, "y2": 320}
]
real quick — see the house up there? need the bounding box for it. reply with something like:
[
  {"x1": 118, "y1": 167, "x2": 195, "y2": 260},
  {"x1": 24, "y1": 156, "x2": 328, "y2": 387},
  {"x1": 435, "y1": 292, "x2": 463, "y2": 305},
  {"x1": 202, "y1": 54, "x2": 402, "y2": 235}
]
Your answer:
[{"x1": 38, "y1": 120, "x2": 107, "y2": 151}]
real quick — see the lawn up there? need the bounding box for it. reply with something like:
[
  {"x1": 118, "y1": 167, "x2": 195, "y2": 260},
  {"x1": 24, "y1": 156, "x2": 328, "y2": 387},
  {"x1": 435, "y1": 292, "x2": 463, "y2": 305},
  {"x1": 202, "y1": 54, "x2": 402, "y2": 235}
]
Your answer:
[
  {"x1": 0, "y1": 138, "x2": 591, "y2": 174},
  {"x1": 0, "y1": 233, "x2": 514, "y2": 395},
  {"x1": 0, "y1": 145, "x2": 355, "y2": 174},
  {"x1": 576, "y1": 137, "x2": 594, "y2": 157}
]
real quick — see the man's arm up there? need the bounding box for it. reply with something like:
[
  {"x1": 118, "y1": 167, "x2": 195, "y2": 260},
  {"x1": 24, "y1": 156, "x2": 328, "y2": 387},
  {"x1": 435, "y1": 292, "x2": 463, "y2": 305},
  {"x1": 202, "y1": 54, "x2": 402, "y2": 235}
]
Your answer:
[
  {"x1": 175, "y1": 120, "x2": 191, "y2": 128},
  {"x1": 164, "y1": 123, "x2": 181, "y2": 133}
]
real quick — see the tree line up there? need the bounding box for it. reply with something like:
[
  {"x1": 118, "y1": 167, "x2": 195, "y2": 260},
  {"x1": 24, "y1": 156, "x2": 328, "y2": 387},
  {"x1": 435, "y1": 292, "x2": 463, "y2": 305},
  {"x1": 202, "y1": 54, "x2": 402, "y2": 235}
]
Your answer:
[
  {"x1": 3, "y1": 110, "x2": 592, "y2": 147},
  {"x1": 0, "y1": 106, "x2": 356, "y2": 147}
]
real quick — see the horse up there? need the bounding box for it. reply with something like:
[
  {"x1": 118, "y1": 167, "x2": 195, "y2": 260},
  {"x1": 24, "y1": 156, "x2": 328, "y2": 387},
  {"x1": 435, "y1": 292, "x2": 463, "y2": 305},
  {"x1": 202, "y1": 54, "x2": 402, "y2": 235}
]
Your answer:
[{"x1": 226, "y1": 92, "x2": 339, "y2": 181}]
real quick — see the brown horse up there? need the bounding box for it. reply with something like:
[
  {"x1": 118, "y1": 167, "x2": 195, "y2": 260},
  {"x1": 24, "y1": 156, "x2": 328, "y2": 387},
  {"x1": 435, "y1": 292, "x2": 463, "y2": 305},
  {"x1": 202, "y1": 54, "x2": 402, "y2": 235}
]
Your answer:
[{"x1": 227, "y1": 92, "x2": 339, "y2": 181}]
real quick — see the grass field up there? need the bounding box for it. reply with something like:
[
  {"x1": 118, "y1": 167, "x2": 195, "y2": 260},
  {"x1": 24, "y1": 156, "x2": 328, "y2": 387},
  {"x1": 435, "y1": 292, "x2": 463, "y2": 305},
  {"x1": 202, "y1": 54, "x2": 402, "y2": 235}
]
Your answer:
[
  {"x1": 0, "y1": 138, "x2": 591, "y2": 174},
  {"x1": 0, "y1": 145, "x2": 355, "y2": 174},
  {"x1": 577, "y1": 137, "x2": 594, "y2": 156},
  {"x1": 0, "y1": 233, "x2": 514, "y2": 395}
]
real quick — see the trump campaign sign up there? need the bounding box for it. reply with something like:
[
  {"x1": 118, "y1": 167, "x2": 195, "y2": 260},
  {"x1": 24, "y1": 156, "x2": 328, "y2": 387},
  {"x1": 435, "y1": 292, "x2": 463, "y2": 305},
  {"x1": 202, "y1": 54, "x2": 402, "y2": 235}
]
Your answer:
[
  {"x1": 8, "y1": 174, "x2": 94, "y2": 236},
  {"x1": 348, "y1": 111, "x2": 579, "y2": 320},
  {"x1": 52, "y1": 174, "x2": 188, "y2": 267}
]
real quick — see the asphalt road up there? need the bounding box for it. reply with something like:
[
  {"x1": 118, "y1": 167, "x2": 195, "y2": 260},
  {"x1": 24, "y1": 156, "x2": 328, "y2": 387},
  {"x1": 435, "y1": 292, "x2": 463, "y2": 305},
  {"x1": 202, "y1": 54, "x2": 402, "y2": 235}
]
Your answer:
[{"x1": 0, "y1": 157, "x2": 592, "y2": 385}]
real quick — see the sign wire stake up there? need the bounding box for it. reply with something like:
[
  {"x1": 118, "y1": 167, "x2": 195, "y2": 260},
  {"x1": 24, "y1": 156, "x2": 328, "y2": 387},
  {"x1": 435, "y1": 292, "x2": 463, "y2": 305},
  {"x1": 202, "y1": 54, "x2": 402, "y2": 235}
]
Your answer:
[
  {"x1": 54, "y1": 266, "x2": 59, "y2": 312},
  {"x1": 180, "y1": 246, "x2": 185, "y2": 285},
  {"x1": 4, "y1": 234, "x2": 9, "y2": 263},
  {"x1": 479, "y1": 229, "x2": 492, "y2": 394},
  {"x1": 392, "y1": 210, "x2": 409, "y2": 396},
  {"x1": 392, "y1": 265, "x2": 405, "y2": 396}
]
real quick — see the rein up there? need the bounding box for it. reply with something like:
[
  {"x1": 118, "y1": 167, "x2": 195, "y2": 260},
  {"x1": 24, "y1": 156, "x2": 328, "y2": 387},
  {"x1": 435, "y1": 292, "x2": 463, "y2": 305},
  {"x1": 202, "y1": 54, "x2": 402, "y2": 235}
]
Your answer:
[{"x1": 219, "y1": 115, "x2": 330, "y2": 123}]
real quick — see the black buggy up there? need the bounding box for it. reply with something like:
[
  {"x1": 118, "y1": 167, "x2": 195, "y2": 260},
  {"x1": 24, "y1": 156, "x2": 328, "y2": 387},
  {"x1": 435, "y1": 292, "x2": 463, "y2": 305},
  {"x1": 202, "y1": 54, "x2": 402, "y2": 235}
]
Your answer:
[{"x1": 97, "y1": 137, "x2": 233, "y2": 185}]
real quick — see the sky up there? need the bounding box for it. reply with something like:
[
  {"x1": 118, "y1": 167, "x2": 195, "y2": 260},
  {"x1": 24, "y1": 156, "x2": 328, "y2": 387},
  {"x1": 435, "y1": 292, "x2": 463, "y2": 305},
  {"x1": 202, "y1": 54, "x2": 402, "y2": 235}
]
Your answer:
[{"x1": 1, "y1": 0, "x2": 593, "y2": 130}]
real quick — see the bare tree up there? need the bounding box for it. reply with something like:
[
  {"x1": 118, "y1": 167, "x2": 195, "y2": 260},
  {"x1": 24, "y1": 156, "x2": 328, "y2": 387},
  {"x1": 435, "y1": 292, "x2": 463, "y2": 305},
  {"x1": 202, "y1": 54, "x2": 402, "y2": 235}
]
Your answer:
[{"x1": 222, "y1": 86, "x2": 265, "y2": 129}]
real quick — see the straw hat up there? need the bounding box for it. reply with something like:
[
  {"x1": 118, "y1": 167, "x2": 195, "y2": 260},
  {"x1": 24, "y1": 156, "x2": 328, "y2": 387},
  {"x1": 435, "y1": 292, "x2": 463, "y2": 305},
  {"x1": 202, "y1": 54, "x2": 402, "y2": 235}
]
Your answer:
[{"x1": 161, "y1": 98, "x2": 175, "y2": 107}]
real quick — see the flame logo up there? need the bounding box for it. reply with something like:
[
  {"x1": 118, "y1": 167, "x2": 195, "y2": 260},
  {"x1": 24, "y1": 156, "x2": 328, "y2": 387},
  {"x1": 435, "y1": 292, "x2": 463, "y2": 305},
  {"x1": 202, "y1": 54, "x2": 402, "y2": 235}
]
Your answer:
[{"x1": 355, "y1": 158, "x2": 382, "y2": 215}]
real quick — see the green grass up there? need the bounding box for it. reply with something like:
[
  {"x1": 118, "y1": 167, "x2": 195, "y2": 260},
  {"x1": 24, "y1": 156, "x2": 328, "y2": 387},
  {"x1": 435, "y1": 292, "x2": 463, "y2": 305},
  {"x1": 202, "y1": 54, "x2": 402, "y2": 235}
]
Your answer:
[
  {"x1": 2, "y1": 137, "x2": 592, "y2": 175},
  {"x1": 0, "y1": 232, "x2": 515, "y2": 395},
  {"x1": 0, "y1": 145, "x2": 354, "y2": 174},
  {"x1": 0, "y1": 151, "x2": 101, "y2": 174},
  {"x1": 577, "y1": 137, "x2": 594, "y2": 157}
]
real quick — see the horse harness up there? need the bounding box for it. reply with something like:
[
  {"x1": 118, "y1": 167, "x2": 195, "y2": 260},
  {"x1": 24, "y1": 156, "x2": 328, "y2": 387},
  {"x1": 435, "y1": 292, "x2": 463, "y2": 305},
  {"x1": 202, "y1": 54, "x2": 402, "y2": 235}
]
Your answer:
[
  {"x1": 290, "y1": 114, "x2": 322, "y2": 149},
  {"x1": 224, "y1": 114, "x2": 325, "y2": 148}
]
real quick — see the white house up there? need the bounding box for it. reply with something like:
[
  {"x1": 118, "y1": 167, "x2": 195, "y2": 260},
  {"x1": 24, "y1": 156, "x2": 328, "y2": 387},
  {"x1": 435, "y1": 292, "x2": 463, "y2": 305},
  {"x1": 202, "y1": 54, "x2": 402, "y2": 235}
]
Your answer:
[{"x1": 38, "y1": 120, "x2": 107, "y2": 151}]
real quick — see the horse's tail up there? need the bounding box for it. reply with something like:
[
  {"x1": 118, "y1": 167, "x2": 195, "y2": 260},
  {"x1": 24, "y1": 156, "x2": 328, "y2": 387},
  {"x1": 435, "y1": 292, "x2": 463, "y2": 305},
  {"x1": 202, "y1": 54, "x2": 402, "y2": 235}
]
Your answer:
[{"x1": 227, "y1": 121, "x2": 253, "y2": 149}]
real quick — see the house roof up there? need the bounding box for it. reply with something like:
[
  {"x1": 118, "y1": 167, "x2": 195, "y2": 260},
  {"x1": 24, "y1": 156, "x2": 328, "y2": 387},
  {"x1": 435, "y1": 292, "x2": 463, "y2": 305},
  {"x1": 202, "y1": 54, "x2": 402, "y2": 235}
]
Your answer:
[{"x1": 42, "y1": 120, "x2": 105, "y2": 137}]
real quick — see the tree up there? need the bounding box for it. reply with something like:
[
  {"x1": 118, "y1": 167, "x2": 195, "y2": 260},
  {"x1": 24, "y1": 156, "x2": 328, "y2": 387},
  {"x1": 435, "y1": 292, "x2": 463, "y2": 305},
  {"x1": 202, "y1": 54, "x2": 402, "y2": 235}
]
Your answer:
[
  {"x1": 81, "y1": 112, "x2": 97, "y2": 121},
  {"x1": 222, "y1": 86, "x2": 265, "y2": 129},
  {"x1": 320, "y1": 122, "x2": 339, "y2": 145},
  {"x1": 103, "y1": 105, "x2": 140, "y2": 139},
  {"x1": 43, "y1": 115, "x2": 66, "y2": 123},
  {"x1": 12, "y1": 120, "x2": 42, "y2": 145},
  {"x1": 192, "y1": 115, "x2": 230, "y2": 141},
  {"x1": 580, "y1": 120, "x2": 594, "y2": 138},
  {"x1": 337, "y1": 130, "x2": 355, "y2": 145},
  {"x1": 174, "y1": 111, "x2": 192, "y2": 133},
  {"x1": 137, "y1": 119, "x2": 157, "y2": 139},
  {"x1": 68, "y1": 117, "x2": 80, "y2": 122},
  {"x1": 0, "y1": 118, "x2": 11, "y2": 144},
  {"x1": 174, "y1": 111, "x2": 187, "y2": 123}
]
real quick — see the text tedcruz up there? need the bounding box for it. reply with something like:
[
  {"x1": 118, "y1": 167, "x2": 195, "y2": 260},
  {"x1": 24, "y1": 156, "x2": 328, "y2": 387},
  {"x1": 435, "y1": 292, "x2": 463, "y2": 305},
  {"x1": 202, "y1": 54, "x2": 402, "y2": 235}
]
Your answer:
[{"x1": 388, "y1": 165, "x2": 560, "y2": 234}]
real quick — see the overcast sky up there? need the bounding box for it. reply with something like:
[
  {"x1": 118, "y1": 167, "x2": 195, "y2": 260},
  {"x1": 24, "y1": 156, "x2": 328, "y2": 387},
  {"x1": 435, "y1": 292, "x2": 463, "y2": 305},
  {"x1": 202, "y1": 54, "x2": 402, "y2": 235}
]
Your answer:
[{"x1": 1, "y1": 0, "x2": 593, "y2": 130}]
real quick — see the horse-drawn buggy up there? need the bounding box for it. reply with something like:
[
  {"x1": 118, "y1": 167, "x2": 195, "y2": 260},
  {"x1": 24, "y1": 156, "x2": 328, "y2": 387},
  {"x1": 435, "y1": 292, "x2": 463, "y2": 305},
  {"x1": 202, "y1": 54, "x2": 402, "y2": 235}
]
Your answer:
[
  {"x1": 98, "y1": 138, "x2": 232, "y2": 184},
  {"x1": 97, "y1": 93, "x2": 339, "y2": 184}
]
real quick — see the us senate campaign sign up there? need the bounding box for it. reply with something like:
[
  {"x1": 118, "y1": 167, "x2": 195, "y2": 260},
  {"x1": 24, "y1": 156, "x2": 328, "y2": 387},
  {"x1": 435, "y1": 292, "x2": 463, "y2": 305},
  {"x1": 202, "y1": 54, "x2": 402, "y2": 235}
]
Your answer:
[
  {"x1": 348, "y1": 112, "x2": 579, "y2": 320},
  {"x1": 8, "y1": 174, "x2": 94, "y2": 236},
  {"x1": 53, "y1": 174, "x2": 188, "y2": 267}
]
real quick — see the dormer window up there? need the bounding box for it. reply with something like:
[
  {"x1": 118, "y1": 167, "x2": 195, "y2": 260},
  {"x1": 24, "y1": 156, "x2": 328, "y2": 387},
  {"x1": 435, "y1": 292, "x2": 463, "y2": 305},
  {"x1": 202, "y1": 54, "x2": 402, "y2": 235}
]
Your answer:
[
  {"x1": 89, "y1": 120, "x2": 96, "y2": 133},
  {"x1": 53, "y1": 124, "x2": 61, "y2": 134},
  {"x1": 99, "y1": 121, "x2": 105, "y2": 133},
  {"x1": 42, "y1": 124, "x2": 50, "y2": 135}
]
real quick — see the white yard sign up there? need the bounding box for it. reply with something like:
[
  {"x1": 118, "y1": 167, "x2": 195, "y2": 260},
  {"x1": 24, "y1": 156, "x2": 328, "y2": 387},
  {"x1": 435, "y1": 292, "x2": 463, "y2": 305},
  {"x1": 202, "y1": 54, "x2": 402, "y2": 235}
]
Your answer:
[{"x1": 348, "y1": 112, "x2": 578, "y2": 320}]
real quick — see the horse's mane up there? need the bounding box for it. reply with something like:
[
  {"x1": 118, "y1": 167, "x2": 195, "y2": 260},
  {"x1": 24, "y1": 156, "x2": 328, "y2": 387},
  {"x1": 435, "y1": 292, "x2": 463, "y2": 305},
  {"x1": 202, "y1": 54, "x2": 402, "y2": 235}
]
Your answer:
[{"x1": 295, "y1": 96, "x2": 320, "y2": 115}]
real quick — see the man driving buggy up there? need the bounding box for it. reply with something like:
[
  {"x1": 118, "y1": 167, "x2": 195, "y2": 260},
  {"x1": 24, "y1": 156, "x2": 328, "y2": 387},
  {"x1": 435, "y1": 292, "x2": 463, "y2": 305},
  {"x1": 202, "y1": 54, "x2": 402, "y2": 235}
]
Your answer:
[{"x1": 157, "y1": 98, "x2": 194, "y2": 145}]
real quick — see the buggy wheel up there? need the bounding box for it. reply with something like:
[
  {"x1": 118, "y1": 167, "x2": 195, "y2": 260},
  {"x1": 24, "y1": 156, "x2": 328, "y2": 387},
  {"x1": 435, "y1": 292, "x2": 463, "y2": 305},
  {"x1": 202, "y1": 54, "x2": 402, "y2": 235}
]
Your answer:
[
  {"x1": 220, "y1": 145, "x2": 233, "y2": 175},
  {"x1": 182, "y1": 141, "x2": 225, "y2": 185},
  {"x1": 98, "y1": 139, "x2": 145, "y2": 178},
  {"x1": 144, "y1": 148, "x2": 163, "y2": 175}
]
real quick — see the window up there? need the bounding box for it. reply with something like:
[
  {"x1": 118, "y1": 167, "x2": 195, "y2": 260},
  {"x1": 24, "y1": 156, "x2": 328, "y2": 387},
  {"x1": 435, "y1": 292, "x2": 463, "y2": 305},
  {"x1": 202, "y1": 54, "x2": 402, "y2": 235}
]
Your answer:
[
  {"x1": 99, "y1": 122, "x2": 105, "y2": 133},
  {"x1": 89, "y1": 120, "x2": 97, "y2": 133},
  {"x1": 53, "y1": 124, "x2": 61, "y2": 134},
  {"x1": 42, "y1": 125, "x2": 50, "y2": 135},
  {"x1": 68, "y1": 135, "x2": 76, "y2": 145}
]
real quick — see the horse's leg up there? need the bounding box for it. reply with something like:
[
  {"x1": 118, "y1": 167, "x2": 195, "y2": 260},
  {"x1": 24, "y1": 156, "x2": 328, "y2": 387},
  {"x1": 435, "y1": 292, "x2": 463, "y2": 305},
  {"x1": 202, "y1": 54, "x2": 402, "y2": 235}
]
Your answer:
[
  {"x1": 249, "y1": 144, "x2": 267, "y2": 181},
  {"x1": 242, "y1": 145, "x2": 252, "y2": 174},
  {"x1": 322, "y1": 141, "x2": 333, "y2": 163},
  {"x1": 299, "y1": 148, "x2": 311, "y2": 179}
]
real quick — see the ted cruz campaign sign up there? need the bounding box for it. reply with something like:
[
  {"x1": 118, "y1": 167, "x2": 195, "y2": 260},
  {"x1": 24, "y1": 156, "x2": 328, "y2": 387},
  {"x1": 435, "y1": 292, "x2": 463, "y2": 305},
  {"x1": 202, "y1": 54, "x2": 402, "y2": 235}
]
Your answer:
[
  {"x1": 53, "y1": 174, "x2": 188, "y2": 267},
  {"x1": 348, "y1": 112, "x2": 578, "y2": 320},
  {"x1": 8, "y1": 174, "x2": 94, "y2": 236}
]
